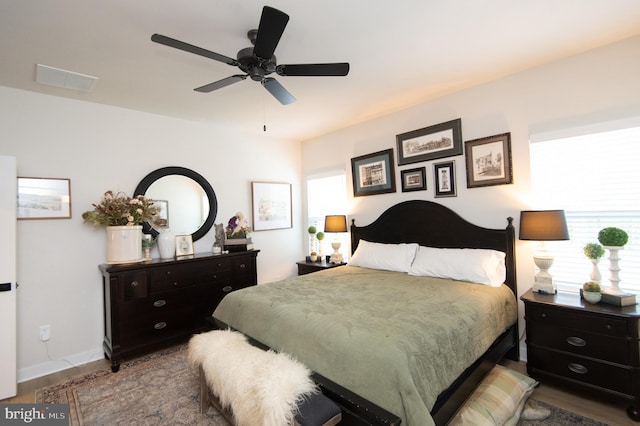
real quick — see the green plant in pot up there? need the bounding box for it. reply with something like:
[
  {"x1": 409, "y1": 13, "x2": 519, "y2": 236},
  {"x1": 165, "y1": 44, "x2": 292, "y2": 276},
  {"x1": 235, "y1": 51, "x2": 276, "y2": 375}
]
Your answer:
[
  {"x1": 597, "y1": 227, "x2": 629, "y2": 295},
  {"x1": 583, "y1": 242, "x2": 605, "y2": 283},
  {"x1": 316, "y1": 231, "x2": 325, "y2": 258},
  {"x1": 598, "y1": 227, "x2": 629, "y2": 247},
  {"x1": 307, "y1": 226, "x2": 317, "y2": 256},
  {"x1": 582, "y1": 281, "x2": 602, "y2": 304}
]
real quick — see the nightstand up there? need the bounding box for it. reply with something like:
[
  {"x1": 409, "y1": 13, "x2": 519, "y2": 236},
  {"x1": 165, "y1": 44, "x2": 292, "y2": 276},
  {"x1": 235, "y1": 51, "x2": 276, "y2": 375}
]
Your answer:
[
  {"x1": 296, "y1": 259, "x2": 344, "y2": 275},
  {"x1": 521, "y1": 289, "x2": 640, "y2": 420}
]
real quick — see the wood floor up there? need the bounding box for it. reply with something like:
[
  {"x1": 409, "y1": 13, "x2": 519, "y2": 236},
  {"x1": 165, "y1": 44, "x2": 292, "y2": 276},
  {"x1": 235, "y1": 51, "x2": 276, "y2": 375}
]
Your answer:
[{"x1": 1, "y1": 358, "x2": 635, "y2": 425}]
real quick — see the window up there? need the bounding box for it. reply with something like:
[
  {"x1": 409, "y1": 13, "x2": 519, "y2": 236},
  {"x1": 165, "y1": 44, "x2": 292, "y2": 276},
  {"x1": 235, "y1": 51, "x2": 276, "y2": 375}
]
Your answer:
[
  {"x1": 530, "y1": 124, "x2": 640, "y2": 293},
  {"x1": 306, "y1": 172, "x2": 348, "y2": 258}
]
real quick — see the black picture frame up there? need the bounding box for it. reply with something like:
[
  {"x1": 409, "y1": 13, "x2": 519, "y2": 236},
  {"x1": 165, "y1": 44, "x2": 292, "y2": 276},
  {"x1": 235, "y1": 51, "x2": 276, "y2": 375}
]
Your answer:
[
  {"x1": 351, "y1": 149, "x2": 396, "y2": 197},
  {"x1": 396, "y1": 118, "x2": 463, "y2": 165},
  {"x1": 434, "y1": 160, "x2": 457, "y2": 197},
  {"x1": 464, "y1": 133, "x2": 513, "y2": 188},
  {"x1": 400, "y1": 167, "x2": 427, "y2": 192}
]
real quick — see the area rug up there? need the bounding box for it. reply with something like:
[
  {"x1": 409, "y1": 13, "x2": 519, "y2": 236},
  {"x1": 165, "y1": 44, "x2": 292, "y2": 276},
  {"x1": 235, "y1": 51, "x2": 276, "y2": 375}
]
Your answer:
[
  {"x1": 36, "y1": 344, "x2": 229, "y2": 425},
  {"x1": 517, "y1": 399, "x2": 609, "y2": 426},
  {"x1": 36, "y1": 344, "x2": 608, "y2": 425}
]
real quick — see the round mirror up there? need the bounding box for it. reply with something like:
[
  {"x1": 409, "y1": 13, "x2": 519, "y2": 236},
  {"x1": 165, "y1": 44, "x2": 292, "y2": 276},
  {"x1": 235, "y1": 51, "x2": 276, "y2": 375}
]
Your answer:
[{"x1": 134, "y1": 166, "x2": 217, "y2": 242}]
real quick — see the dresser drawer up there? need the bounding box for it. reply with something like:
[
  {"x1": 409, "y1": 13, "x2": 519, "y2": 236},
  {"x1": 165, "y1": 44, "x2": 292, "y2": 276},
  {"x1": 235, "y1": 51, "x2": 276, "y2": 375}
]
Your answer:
[
  {"x1": 528, "y1": 345, "x2": 632, "y2": 394},
  {"x1": 527, "y1": 322, "x2": 630, "y2": 365},
  {"x1": 119, "y1": 309, "x2": 194, "y2": 346},
  {"x1": 150, "y1": 265, "x2": 196, "y2": 294},
  {"x1": 526, "y1": 304, "x2": 627, "y2": 338},
  {"x1": 122, "y1": 271, "x2": 148, "y2": 300},
  {"x1": 119, "y1": 290, "x2": 191, "y2": 319}
]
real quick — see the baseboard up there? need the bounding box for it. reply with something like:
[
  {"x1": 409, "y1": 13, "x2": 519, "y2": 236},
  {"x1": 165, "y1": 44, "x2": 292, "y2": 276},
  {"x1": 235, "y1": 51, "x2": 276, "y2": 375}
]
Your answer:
[{"x1": 18, "y1": 347, "x2": 104, "y2": 383}]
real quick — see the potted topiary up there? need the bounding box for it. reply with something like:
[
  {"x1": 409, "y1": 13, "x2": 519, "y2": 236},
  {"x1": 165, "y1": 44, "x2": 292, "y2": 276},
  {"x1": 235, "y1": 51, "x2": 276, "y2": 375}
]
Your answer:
[
  {"x1": 598, "y1": 227, "x2": 629, "y2": 295},
  {"x1": 598, "y1": 227, "x2": 629, "y2": 247},
  {"x1": 582, "y1": 281, "x2": 602, "y2": 304},
  {"x1": 583, "y1": 243, "x2": 605, "y2": 283},
  {"x1": 316, "y1": 231, "x2": 325, "y2": 258},
  {"x1": 307, "y1": 226, "x2": 317, "y2": 256}
]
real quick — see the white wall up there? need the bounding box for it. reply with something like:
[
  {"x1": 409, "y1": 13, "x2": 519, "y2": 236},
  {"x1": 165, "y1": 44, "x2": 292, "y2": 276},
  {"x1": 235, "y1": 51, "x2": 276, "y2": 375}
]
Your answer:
[
  {"x1": 0, "y1": 87, "x2": 303, "y2": 381},
  {"x1": 301, "y1": 35, "x2": 640, "y2": 359}
]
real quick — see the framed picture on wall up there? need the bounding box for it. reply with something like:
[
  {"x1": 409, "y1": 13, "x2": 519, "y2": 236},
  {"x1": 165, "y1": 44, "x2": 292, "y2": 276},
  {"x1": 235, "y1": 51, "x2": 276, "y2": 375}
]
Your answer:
[
  {"x1": 251, "y1": 181, "x2": 293, "y2": 231},
  {"x1": 434, "y1": 160, "x2": 457, "y2": 197},
  {"x1": 396, "y1": 118, "x2": 462, "y2": 165},
  {"x1": 400, "y1": 167, "x2": 427, "y2": 192},
  {"x1": 17, "y1": 177, "x2": 71, "y2": 220},
  {"x1": 351, "y1": 149, "x2": 397, "y2": 197},
  {"x1": 464, "y1": 132, "x2": 513, "y2": 188}
]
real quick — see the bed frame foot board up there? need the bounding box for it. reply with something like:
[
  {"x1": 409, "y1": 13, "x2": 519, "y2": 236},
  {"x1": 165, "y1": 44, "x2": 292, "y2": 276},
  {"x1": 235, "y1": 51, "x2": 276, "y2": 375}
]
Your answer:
[
  {"x1": 212, "y1": 318, "x2": 402, "y2": 425},
  {"x1": 430, "y1": 326, "x2": 518, "y2": 425}
]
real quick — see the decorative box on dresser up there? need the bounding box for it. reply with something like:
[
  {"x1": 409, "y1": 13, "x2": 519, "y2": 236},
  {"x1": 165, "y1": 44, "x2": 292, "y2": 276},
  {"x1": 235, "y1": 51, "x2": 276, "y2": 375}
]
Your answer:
[
  {"x1": 521, "y1": 288, "x2": 640, "y2": 420},
  {"x1": 100, "y1": 250, "x2": 259, "y2": 372}
]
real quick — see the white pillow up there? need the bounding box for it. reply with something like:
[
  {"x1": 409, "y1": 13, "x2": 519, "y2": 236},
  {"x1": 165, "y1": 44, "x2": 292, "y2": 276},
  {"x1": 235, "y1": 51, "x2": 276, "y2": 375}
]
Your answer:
[
  {"x1": 408, "y1": 246, "x2": 506, "y2": 287},
  {"x1": 348, "y1": 240, "x2": 419, "y2": 273}
]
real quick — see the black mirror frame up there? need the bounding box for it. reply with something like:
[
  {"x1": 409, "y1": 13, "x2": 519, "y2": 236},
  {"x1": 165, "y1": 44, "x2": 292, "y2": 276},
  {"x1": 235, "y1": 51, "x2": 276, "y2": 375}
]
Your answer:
[{"x1": 134, "y1": 166, "x2": 217, "y2": 242}]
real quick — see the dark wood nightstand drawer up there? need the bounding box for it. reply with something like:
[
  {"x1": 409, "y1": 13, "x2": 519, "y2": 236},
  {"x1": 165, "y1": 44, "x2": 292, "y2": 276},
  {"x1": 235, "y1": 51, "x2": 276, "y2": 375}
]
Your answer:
[
  {"x1": 527, "y1": 321, "x2": 630, "y2": 364},
  {"x1": 528, "y1": 345, "x2": 633, "y2": 394},
  {"x1": 526, "y1": 304, "x2": 627, "y2": 338}
]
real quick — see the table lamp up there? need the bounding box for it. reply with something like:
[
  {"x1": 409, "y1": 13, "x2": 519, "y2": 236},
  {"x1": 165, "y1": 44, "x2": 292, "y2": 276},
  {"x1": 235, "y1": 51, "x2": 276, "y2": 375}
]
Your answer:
[
  {"x1": 324, "y1": 215, "x2": 347, "y2": 264},
  {"x1": 519, "y1": 210, "x2": 570, "y2": 294}
]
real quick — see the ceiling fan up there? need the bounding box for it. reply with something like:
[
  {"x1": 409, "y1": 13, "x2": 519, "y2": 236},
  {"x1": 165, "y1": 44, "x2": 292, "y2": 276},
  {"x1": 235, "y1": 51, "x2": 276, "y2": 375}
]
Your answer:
[{"x1": 151, "y1": 5, "x2": 350, "y2": 105}]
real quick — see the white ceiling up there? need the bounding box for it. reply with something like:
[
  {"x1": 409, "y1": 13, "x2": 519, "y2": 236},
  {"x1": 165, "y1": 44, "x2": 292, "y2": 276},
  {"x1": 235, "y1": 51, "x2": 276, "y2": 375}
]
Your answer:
[{"x1": 2, "y1": 1, "x2": 640, "y2": 141}]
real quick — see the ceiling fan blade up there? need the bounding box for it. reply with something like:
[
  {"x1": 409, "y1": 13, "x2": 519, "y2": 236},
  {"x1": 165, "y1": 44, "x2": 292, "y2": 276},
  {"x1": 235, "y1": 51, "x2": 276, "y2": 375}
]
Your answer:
[
  {"x1": 262, "y1": 78, "x2": 295, "y2": 105},
  {"x1": 194, "y1": 75, "x2": 247, "y2": 93},
  {"x1": 276, "y1": 63, "x2": 350, "y2": 77},
  {"x1": 253, "y1": 6, "x2": 289, "y2": 60},
  {"x1": 151, "y1": 34, "x2": 238, "y2": 66}
]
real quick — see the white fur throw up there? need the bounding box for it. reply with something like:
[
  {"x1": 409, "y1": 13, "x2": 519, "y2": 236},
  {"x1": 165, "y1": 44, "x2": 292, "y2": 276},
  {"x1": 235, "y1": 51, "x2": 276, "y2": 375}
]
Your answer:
[{"x1": 188, "y1": 330, "x2": 318, "y2": 426}]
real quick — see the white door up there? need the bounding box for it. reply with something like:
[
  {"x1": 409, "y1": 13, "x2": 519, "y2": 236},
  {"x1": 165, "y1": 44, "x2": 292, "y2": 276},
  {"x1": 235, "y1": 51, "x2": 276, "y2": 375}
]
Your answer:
[{"x1": 0, "y1": 156, "x2": 17, "y2": 399}]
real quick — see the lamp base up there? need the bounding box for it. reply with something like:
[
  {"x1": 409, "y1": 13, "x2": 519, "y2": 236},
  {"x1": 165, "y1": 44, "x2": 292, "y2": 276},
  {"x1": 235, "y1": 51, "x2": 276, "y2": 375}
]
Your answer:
[
  {"x1": 532, "y1": 282, "x2": 556, "y2": 295},
  {"x1": 329, "y1": 253, "x2": 344, "y2": 264}
]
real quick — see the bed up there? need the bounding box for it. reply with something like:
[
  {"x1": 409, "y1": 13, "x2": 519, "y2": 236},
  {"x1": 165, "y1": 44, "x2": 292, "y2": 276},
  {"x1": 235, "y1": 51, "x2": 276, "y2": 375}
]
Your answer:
[{"x1": 212, "y1": 200, "x2": 519, "y2": 425}]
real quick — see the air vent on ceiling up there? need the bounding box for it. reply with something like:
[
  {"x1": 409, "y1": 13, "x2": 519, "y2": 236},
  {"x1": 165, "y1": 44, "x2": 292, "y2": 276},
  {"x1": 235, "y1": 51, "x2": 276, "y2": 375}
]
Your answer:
[{"x1": 35, "y1": 64, "x2": 98, "y2": 92}]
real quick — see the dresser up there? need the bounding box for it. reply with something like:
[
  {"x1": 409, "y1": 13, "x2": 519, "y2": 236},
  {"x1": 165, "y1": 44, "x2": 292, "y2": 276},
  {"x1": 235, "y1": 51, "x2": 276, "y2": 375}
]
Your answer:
[
  {"x1": 100, "y1": 250, "x2": 259, "y2": 372},
  {"x1": 521, "y1": 289, "x2": 640, "y2": 420}
]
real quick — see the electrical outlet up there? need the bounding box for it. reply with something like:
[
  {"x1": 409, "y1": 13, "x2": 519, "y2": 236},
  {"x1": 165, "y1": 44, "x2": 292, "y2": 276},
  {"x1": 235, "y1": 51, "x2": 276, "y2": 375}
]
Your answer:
[{"x1": 39, "y1": 325, "x2": 51, "y2": 342}]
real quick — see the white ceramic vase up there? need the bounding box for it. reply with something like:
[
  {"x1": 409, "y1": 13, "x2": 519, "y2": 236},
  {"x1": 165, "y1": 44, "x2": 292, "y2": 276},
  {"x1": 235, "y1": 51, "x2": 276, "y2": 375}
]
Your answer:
[
  {"x1": 157, "y1": 228, "x2": 176, "y2": 259},
  {"x1": 589, "y1": 259, "x2": 601, "y2": 283},
  {"x1": 106, "y1": 225, "x2": 142, "y2": 264},
  {"x1": 582, "y1": 291, "x2": 602, "y2": 304}
]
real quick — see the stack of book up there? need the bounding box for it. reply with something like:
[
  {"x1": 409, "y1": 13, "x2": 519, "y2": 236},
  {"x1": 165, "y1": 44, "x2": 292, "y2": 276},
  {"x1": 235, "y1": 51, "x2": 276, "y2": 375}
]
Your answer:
[
  {"x1": 224, "y1": 237, "x2": 254, "y2": 252},
  {"x1": 601, "y1": 292, "x2": 637, "y2": 307}
]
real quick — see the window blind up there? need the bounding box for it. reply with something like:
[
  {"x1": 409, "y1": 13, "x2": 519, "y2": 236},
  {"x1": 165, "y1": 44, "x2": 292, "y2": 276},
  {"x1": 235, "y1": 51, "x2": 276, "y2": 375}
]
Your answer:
[{"x1": 530, "y1": 125, "x2": 640, "y2": 293}]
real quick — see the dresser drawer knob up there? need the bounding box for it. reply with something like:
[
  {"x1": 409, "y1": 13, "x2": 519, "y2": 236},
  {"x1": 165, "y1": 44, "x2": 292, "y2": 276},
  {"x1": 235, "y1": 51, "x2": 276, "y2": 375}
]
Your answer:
[
  {"x1": 606, "y1": 324, "x2": 612, "y2": 330},
  {"x1": 154, "y1": 322, "x2": 167, "y2": 330},
  {"x1": 153, "y1": 299, "x2": 167, "y2": 308},
  {"x1": 568, "y1": 363, "x2": 588, "y2": 375},
  {"x1": 239, "y1": 263, "x2": 246, "y2": 269},
  {"x1": 566, "y1": 336, "x2": 586, "y2": 347},
  {"x1": 131, "y1": 281, "x2": 138, "y2": 287},
  {"x1": 540, "y1": 313, "x2": 547, "y2": 319},
  {"x1": 223, "y1": 286, "x2": 233, "y2": 293}
]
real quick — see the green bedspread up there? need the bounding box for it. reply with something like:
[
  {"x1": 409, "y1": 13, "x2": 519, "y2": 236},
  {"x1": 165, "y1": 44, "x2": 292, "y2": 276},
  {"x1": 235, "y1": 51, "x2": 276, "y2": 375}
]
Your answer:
[{"x1": 213, "y1": 265, "x2": 517, "y2": 426}]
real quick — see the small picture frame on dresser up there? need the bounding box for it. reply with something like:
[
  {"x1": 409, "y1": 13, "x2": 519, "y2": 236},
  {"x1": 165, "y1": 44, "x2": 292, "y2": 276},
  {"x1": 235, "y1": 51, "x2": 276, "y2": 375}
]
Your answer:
[{"x1": 176, "y1": 234, "x2": 194, "y2": 257}]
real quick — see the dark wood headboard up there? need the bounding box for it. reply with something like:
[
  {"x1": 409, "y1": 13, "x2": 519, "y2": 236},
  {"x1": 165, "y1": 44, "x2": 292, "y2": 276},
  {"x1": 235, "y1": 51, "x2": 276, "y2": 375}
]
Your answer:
[{"x1": 350, "y1": 200, "x2": 517, "y2": 296}]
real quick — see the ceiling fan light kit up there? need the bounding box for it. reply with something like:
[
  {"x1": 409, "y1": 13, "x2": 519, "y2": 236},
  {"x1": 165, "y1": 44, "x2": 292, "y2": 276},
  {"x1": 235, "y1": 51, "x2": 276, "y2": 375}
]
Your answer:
[{"x1": 151, "y1": 6, "x2": 349, "y2": 105}]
